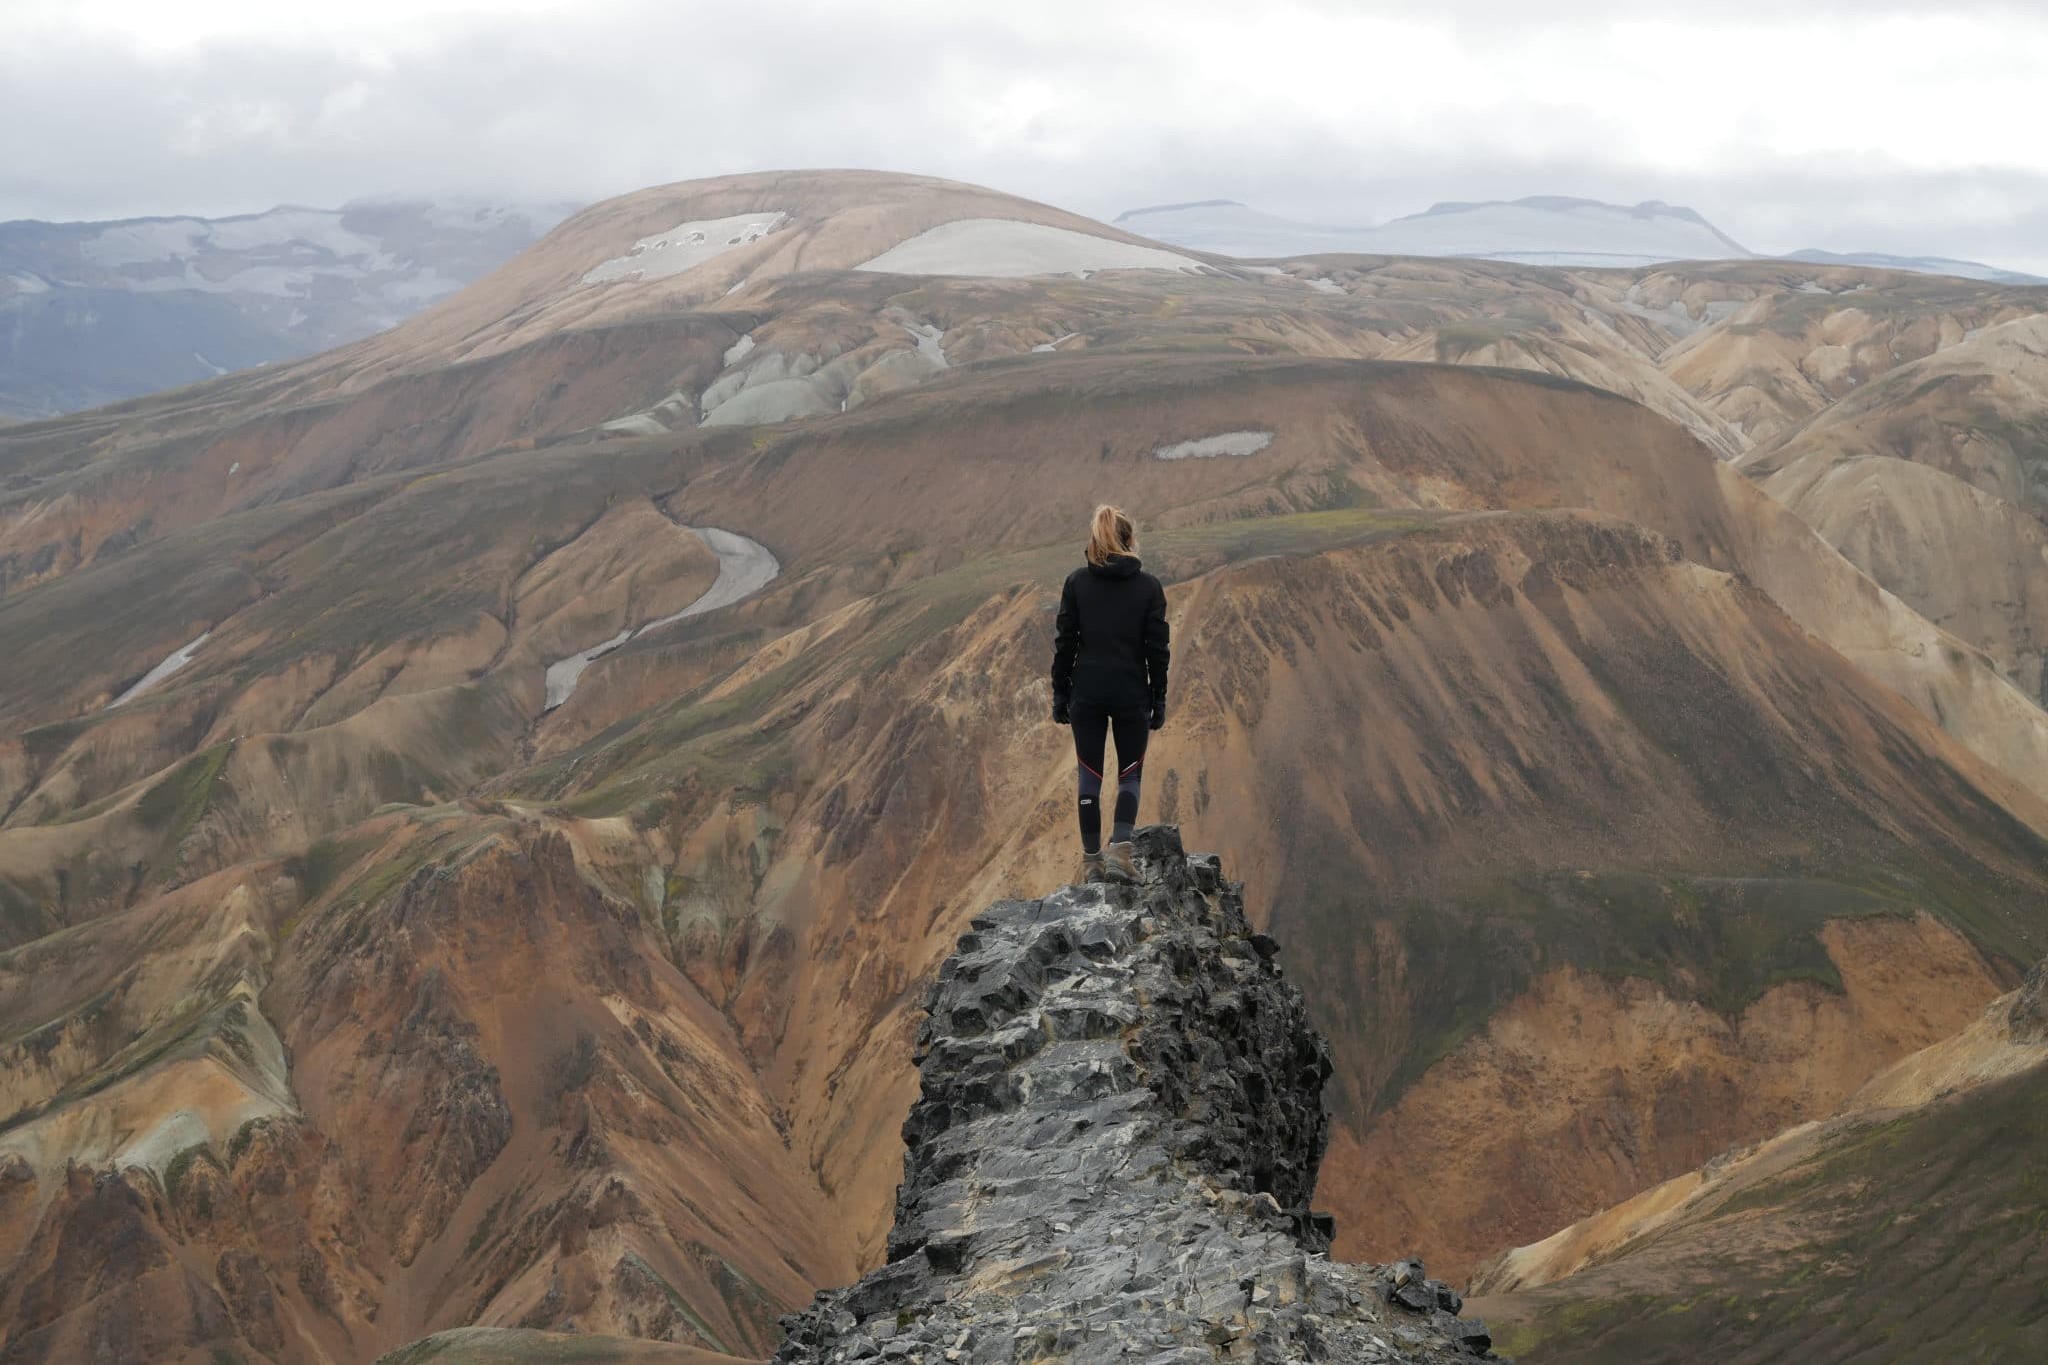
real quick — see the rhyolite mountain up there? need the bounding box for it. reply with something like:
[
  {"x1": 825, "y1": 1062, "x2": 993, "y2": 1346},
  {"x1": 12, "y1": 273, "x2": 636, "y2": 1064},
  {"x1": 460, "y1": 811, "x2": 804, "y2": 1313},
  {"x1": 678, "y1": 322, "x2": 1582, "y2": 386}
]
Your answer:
[
  {"x1": 1469, "y1": 954, "x2": 2048, "y2": 1362},
  {"x1": 1739, "y1": 313, "x2": 2048, "y2": 705},
  {"x1": 0, "y1": 198, "x2": 574, "y2": 419},
  {"x1": 3, "y1": 167, "x2": 2048, "y2": 1363}
]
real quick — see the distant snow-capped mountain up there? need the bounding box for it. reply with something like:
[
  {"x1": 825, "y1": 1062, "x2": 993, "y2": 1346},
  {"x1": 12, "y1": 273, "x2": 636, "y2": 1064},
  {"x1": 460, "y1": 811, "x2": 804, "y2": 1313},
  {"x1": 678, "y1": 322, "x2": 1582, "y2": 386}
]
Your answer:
[
  {"x1": 1116, "y1": 195, "x2": 1753, "y2": 267},
  {"x1": 0, "y1": 198, "x2": 577, "y2": 418},
  {"x1": 1117, "y1": 196, "x2": 2042, "y2": 284},
  {"x1": 1783, "y1": 248, "x2": 2045, "y2": 285}
]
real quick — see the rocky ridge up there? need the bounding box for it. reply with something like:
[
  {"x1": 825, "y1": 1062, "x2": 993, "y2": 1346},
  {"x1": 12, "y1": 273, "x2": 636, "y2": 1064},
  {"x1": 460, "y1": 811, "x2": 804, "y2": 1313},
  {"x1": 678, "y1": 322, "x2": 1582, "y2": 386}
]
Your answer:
[{"x1": 774, "y1": 826, "x2": 1495, "y2": 1364}]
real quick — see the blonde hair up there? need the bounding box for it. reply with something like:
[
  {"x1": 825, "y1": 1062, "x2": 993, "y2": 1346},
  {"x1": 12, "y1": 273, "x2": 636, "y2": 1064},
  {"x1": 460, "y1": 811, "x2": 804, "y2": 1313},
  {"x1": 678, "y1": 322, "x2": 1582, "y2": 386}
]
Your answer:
[{"x1": 1085, "y1": 504, "x2": 1137, "y2": 567}]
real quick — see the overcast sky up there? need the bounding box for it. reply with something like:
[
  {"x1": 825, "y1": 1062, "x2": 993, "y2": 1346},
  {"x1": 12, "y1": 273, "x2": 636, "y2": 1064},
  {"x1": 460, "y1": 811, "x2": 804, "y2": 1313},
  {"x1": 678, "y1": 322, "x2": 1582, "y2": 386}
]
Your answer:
[{"x1": 6, "y1": 0, "x2": 2047, "y2": 272}]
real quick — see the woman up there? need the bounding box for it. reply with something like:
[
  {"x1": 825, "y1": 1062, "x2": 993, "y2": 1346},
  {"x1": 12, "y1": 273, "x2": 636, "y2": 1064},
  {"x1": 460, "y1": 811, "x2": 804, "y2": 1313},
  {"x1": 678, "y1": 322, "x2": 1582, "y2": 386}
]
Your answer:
[{"x1": 1051, "y1": 504, "x2": 1170, "y2": 882}]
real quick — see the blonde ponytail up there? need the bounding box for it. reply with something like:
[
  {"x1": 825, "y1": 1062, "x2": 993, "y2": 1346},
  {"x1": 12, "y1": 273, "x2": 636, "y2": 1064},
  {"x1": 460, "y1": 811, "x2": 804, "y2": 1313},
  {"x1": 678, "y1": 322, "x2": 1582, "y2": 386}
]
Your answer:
[{"x1": 1085, "y1": 505, "x2": 1137, "y2": 567}]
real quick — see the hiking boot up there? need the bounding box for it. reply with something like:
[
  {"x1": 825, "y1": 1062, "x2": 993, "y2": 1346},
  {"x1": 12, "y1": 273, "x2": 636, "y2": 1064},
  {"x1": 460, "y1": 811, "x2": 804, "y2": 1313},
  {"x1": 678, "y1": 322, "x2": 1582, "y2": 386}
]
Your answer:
[
  {"x1": 1103, "y1": 841, "x2": 1138, "y2": 882},
  {"x1": 1078, "y1": 850, "x2": 1106, "y2": 883}
]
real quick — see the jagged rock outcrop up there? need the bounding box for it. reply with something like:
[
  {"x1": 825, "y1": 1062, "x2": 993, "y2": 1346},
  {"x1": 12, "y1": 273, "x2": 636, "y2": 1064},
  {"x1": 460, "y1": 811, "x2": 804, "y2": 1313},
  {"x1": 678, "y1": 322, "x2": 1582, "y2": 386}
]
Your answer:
[
  {"x1": 2005, "y1": 956, "x2": 2048, "y2": 1043},
  {"x1": 774, "y1": 826, "x2": 1497, "y2": 1364}
]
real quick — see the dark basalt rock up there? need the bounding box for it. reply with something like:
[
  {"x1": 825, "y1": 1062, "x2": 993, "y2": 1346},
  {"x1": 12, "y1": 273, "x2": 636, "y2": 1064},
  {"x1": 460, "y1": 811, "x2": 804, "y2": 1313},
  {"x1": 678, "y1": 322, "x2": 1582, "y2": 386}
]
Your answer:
[
  {"x1": 775, "y1": 826, "x2": 1503, "y2": 1363},
  {"x1": 2007, "y1": 957, "x2": 2048, "y2": 1043}
]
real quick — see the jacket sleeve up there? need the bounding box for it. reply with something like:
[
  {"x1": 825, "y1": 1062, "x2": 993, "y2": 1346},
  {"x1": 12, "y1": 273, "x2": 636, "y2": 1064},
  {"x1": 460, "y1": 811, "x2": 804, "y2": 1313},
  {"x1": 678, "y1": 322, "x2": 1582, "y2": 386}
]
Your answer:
[
  {"x1": 1051, "y1": 573, "x2": 1078, "y2": 701},
  {"x1": 1144, "y1": 580, "x2": 1171, "y2": 706}
]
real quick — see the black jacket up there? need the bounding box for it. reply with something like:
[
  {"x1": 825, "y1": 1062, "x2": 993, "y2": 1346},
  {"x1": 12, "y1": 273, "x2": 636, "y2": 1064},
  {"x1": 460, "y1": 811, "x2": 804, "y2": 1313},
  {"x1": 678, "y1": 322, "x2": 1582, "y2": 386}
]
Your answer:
[{"x1": 1051, "y1": 554, "x2": 1170, "y2": 713}]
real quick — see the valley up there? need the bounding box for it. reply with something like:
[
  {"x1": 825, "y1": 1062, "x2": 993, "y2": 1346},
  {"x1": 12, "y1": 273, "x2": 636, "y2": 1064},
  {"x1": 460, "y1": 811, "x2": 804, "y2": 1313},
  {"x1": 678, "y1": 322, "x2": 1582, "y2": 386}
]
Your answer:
[{"x1": 2, "y1": 168, "x2": 2046, "y2": 1363}]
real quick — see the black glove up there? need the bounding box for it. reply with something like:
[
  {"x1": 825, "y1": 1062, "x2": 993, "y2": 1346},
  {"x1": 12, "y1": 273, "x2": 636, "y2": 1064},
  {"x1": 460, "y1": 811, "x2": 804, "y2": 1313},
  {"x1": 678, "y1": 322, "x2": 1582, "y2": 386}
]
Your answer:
[
  {"x1": 1149, "y1": 701, "x2": 1166, "y2": 731},
  {"x1": 1052, "y1": 695, "x2": 1071, "y2": 725}
]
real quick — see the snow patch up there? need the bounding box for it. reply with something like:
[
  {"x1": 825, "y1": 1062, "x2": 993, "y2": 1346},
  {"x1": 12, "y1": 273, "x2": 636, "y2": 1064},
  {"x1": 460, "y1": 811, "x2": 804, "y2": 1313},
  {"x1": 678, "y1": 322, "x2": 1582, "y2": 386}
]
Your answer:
[
  {"x1": 599, "y1": 414, "x2": 670, "y2": 437},
  {"x1": 1306, "y1": 276, "x2": 1345, "y2": 295},
  {"x1": 582, "y1": 211, "x2": 787, "y2": 285},
  {"x1": 724, "y1": 332, "x2": 757, "y2": 366},
  {"x1": 1032, "y1": 332, "x2": 1080, "y2": 353},
  {"x1": 903, "y1": 322, "x2": 948, "y2": 368},
  {"x1": 636, "y1": 528, "x2": 780, "y2": 635},
  {"x1": 698, "y1": 343, "x2": 870, "y2": 426},
  {"x1": 79, "y1": 219, "x2": 220, "y2": 267},
  {"x1": 82, "y1": 211, "x2": 395, "y2": 275},
  {"x1": 109, "y1": 631, "x2": 211, "y2": 708},
  {"x1": 857, "y1": 219, "x2": 1203, "y2": 279},
  {"x1": 599, "y1": 390, "x2": 696, "y2": 437},
  {"x1": 544, "y1": 628, "x2": 631, "y2": 710},
  {"x1": 192, "y1": 351, "x2": 228, "y2": 376},
  {"x1": 544, "y1": 529, "x2": 780, "y2": 710},
  {"x1": 1153, "y1": 431, "x2": 1274, "y2": 461},
  {"x1": 699, "y1": 380, "x2": 834, "y2": 426}
]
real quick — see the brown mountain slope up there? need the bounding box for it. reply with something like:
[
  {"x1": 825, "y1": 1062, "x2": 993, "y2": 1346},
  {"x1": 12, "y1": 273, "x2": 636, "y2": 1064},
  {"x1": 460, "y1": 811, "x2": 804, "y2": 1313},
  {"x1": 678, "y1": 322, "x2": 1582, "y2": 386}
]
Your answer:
[
  {"x1": 1654, "y1": 264, "x2": 2047, "y2": 447},
  {"x1": 0, "y1": 315, "x2": 750, "y2": 602},
  {"x1": 1, "y1": 824, "x2": 854, "y2": 1364},
  {"x1": 1469, "y1": 961, "x2": 2048, "y2": 1363},
  {"x1": 1743, "y1": 314, "x2": 2048, "y2": 704},
  {"x1": 658, "y1": 352, "x2": 2048, "y2": 807},
  {"x1": 480, "y1": 364, "x2": 2048, "y2": 1284},
  {"x1": 21, "y1": 351, "x2": 2041, "y2": 891},
  {"x1": 502, "y1": 490, "x2": 2048, "y2": 1290},
  {"x1": 13, "y1": 492, "x2": 2043, "y2": 1360},
  {"x1": 380, "y1": 1330, "x2": 747, "y2": 1364},
  {"x1": 12, "y1": 349, "x2": 2048, "y2": 1342}
]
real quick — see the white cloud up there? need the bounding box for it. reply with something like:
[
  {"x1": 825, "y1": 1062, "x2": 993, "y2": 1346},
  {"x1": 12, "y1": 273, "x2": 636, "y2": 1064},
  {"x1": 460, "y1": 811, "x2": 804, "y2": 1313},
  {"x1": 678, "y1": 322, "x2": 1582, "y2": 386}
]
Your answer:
[{"x1": 4, "y1": 0, "x2": 2046, "y2": 274}]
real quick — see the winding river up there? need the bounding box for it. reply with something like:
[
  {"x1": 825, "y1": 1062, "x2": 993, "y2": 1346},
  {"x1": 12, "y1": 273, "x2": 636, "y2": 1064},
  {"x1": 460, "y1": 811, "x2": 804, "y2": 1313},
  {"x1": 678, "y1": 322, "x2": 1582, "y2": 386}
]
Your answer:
[{"x1": 543, "y1": 527, "x2": 780, "y2": 711}]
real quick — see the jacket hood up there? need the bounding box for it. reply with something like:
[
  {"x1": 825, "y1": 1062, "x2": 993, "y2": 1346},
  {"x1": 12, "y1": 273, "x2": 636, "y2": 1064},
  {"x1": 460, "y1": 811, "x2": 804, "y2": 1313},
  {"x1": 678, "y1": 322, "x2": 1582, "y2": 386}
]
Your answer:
[{"x1": 1087, "y1": 554, "x2": 1143, "y2": 580}]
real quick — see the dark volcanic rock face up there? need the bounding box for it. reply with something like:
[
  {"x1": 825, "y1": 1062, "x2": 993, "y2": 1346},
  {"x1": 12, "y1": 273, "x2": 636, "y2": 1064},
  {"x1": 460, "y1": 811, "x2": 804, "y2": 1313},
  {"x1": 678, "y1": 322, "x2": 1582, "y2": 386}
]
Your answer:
[
  {"x1": 775, "y1": 826, "x2": 1496, "y2": 1364},
  {"x1": 2007, "y1": 957, "x2": 2048, "y2": 1043}
]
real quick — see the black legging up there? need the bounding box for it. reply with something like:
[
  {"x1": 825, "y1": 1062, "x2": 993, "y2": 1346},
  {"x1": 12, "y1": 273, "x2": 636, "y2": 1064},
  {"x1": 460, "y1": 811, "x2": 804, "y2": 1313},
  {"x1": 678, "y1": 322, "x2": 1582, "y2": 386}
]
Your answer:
[{"x1": 1071, "y1": 700, "x2": 1148, "y2": 853}]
